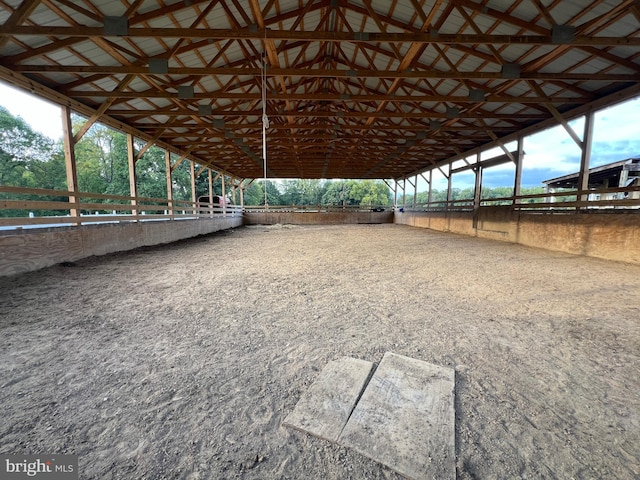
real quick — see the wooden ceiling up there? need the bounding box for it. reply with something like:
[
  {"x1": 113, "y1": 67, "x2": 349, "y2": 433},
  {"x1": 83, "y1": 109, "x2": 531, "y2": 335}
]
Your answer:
[{"x1": 1, "y1": 0, "x2": 639, "y2": 180}]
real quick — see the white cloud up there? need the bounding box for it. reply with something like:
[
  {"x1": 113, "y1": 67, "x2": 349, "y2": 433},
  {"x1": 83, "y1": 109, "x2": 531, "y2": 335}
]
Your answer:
[
  {"x1": 593, "y1": 98, "x2": 640, "y2": 143},
  {"x1": 524, "y1": 97, "x2": 640, "y2": 172}
]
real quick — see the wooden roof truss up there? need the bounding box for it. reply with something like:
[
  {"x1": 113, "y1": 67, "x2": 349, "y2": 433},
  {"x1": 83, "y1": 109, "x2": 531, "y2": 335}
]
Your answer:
[{"x1": 0, "y1": 0, "x2": 639, "y2": 179}]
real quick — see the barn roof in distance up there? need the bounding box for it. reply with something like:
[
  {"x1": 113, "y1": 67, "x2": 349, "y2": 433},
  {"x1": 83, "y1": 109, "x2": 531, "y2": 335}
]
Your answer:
[
  {"x1": 543, "y1": 156, "x2": 640, "y2": 189},
  {"x1": 1, "y1": 0, "x2": 639, "y2": 180}
]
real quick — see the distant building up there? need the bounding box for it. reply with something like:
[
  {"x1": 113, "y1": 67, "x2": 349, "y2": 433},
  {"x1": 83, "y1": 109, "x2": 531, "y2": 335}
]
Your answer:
[{"x1": 542, "y1": 157, "x2": 640, "y2": 202}]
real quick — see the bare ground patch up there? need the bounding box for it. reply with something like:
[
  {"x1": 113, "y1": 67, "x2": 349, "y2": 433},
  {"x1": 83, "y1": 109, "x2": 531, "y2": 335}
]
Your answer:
[{"x1": 1, "y1": 224, "x2": 638, "y2": 479}]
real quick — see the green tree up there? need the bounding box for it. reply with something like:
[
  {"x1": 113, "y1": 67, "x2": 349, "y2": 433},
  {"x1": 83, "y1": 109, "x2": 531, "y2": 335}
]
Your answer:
[
  {"x1": 481, "y1": 186, "x2": 513, "y2": 201},
  {"x1": 520, "y1": 186, "x2": 546, "y2": 203},
  {"x1": 322, "y1": 180, "x2": 391, "y2": 206},
  {"x1": 170, "y1": 159, "x2": 192, "y2": 201},
  {"x1": 243, "y1": 180, "x2": 282, "y2": 205},
  {"x1": 73, "y1": 122, "x2": 130, "y2": 197},
  {"x1": 352, "y1": 180, "x2": 391, "y2": 206},
  {"x1": 0, "y1": 106, "x2": 58, "y2": 186},
  {"x1": 280, "y1": 179, "x2": 326, "y2": 205},
  {"x1": 0, "y1": 106, "x2": 67, "y2": 217},
  {"x1": 322, "y1": 180, "x2": 354, "y2": 205},
  {"x1": 136, "y1": 145, "x2": 167, "y2": 200}
]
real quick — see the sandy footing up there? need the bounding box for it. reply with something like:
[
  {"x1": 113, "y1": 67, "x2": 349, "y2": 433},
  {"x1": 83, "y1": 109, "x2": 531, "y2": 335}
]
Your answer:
[{"x1": 1, "y1": 224, "x2": 638, "y2": 479}]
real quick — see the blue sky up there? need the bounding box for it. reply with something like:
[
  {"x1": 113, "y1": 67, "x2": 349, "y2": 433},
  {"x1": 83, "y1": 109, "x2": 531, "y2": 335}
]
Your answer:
[
  {"x1": 413, "y1": 96, "x2": 640, "y2": 191},
  {"x1": 1, "y1": 82, "x2": 639, "y2": 190}
]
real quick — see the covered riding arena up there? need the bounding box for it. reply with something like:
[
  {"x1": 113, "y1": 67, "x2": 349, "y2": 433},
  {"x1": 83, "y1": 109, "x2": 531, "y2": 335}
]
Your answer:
[{"x1": 1, "y1": 1, "x2": 640, "y2": 479}]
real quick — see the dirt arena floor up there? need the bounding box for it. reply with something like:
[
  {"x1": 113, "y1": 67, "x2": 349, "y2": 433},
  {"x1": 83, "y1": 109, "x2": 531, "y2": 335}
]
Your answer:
[{"x1": 1, "y1": 223, "x2": 638, "y2": 479}]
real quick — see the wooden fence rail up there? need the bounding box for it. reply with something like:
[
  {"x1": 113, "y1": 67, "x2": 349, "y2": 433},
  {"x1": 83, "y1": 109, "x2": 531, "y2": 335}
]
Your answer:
[
  {"x1": 0, "y1": 185, "x2": 242, "y2": 229},
  {"x1": 2, "y1": 183, "x2": 639, "y2": 229},
  {"x1": 406, "y1": 185, "x2": 640, "y2": 213}
]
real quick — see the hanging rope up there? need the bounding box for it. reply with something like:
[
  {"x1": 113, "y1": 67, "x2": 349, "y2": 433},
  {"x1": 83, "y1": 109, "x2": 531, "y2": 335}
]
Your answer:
[{"x1": 261, "y1": 30, "x2": 269, "y2": 207}]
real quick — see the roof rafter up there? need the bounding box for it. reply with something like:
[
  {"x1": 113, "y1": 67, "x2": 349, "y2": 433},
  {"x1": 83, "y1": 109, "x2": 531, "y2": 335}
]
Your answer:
[{"x1": 0, "y1": 0, "x2": 637, "y2": 179}]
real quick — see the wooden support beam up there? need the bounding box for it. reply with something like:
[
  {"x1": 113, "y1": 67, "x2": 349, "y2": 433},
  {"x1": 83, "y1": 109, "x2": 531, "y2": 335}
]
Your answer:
[
  {"x1": 221, "y1": 174, "x2": 227, "y2": 215},
  {"x1": 577, "y1": 111, "x2": 595, "y2": 207},
  {"x1": 135, "y1": 138, "x2": 155, "y2": 161},
  {"x1": 473, "y1": 153, "x2": 482, "y2": 229},
  {"x1": 632, "y1": 0, "x2": 640, "y2": 23},
  {"x1": 190, "y1": 161, "x2": 196, "y2": 213},
  {"x1": 231, "y1": 181, "x2": 237, "y2": 206},
  {"x1": 478, "y1": 118, "x2": 516, "y2": 162},
  {"x1": 105, "y1": 108, "x2": 549, "y2": 120},
  {"x1": 402, "y1": 179, "x2": 407, "y2": 208},
  {"x1": 170, "y1": 146, "x2": 195, "y2": 172},
  {"x1": 61, "y1": 105, "x2": 80, "y2": 225},
  {"x1": 382, "y1": 178, "x2": 394, "y2": 196},
  {"x1": 514, "y1": 137, "x2": 524, "y2": 202},
  {"x1": 127, "y1": 133, "x2": 138, "y2": 219},
  {"x1": 208, "y1": 168, "x2": 214, "y2": 217},
  {"x1": 165, "y1": 150, "x2": 174, "y2": 219},
  {"x1": 195, "y1": 164, "x2": 208, "y2": 177},
  {"x1": 14, "y1": 64, "x2": 637, "y2": 83},
  {"x1": 0, "y1": 0, "x2": 41, "y2": 49},
  {"x1": 73, "y1": 74, "x2": 135, "y2": 143},
  {"x1": 0, "y1": 66, "x2": 232, "y2": 180},
  {"x1": 1, "y1": 26, "x2": 638, "y2": 46},
  {"x1": 446, "y1": 170, "x2": 453, "y2": 211},
  {"x1": 438, "y1": 166, "x2": 449, "y2": 179},
  {"x1": 393, "y1": 180, "x2": 399, "y2": 208},
  {"x1": 421, "y1": 82, "x2": 640, "y2": 180},
  {"x1": 530, "y1": 0, "x2": 557, "y2": 27},
  {"x1": 529, "y1": 81, "x2": 583, "y2": 149}
]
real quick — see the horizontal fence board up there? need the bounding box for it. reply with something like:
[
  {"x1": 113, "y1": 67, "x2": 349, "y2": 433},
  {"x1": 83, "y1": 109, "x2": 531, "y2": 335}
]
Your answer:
[{"x1": 1, "y1": 183, "x2": 638, "y2": 229}]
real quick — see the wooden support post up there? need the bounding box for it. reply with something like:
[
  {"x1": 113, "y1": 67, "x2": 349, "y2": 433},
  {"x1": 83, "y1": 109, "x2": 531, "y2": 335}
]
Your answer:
[
  {"x1": 413, "y1": 175, "x2": 418, "y2": 209},
  {"x1": 231, "y1": 178, "x2": 237, "y2": 206},
  {"x1": 393, "y1": 180, "x2": 398, "y2": 209},
  {"x1": 473, "y1": 153, "x2": 482, "y2": 229},
  {"x1": 165, "y1": 150, "x2": 174, "y2": 220},
  {"x1": 618, "y1": 168, "x2": 629, "y2": 188},
  {"x1": 402, "y1": 178, "x2": 407, "y2": 208},
  {"x1": 239, "y1": 180, "x2": 245, "y2": 209},
  {"x1": 577, "y1": 111, "x2": 594, "y2": 210},
  {"x1": 446, "y1": 166, "x2": 453, "y2": 211},
  {"x1": 513, "y1": 136, "x2": 524, "y2": 204},
  {"x1": 127, "y1": 133, "x2": 138, "y2": 220},
  {"x1": 221, "y1": 174, "x2": 226, "y2": 216},
  {"x1": 405, "y1": 177, "x2": 416, "y2": 208},
  {"x1": 61, "y1": 106, "x2": 80, "y2": 225},
  {"x1": 190, "y1": 161, "x2": 196, "y2": 216},
  {"x1": 208, "y1": 168, "x2": 213, "y2": 217}
]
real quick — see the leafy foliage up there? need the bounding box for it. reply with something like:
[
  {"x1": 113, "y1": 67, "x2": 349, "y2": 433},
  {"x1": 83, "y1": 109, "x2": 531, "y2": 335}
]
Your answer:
[
  {"x1": 5, "y1": 107, "x2": 547, "y2": 217},
  {"x1": 240, "y1": 179, "x2": 392, "y2": 207},
  {"x1": 0, "y1": 106, "x2": 60, "y2": 187},
  {"x1": 401, "y1": 186, "x2": 546, "y2": 206},
  {"x1": 0, "y1": 106, "x2": 67, "y2": 216}
]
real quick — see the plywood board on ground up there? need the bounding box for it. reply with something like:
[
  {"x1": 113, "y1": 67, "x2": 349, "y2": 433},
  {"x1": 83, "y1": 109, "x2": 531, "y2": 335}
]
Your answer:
[
  {"x1": 338, "y1": 352, "x2": 455, "y2": 480},
  {"x1": 282, "y1": 357, "x2": 374, "y2": 442}
]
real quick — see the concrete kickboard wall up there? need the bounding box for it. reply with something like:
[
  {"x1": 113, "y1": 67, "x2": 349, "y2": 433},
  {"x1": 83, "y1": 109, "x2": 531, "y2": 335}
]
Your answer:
[
  {"x1": 395, "y1": 208, "x2": 640, "y2": 264},
  {"x1": 0, "y1": 217, "x2": 243, "y2": 276},
  {"x1": 244, "y1": 211, "x2": 393, "y2": 225}
]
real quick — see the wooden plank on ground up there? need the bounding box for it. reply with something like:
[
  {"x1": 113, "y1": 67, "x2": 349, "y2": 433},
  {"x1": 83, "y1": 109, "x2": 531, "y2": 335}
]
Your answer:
[
  {"x1": 283, "y1": 357, "x2": 374, "y2": 442},
  {"x1": 338, "y1": 352, "x2": 455, "y2": 480}
]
